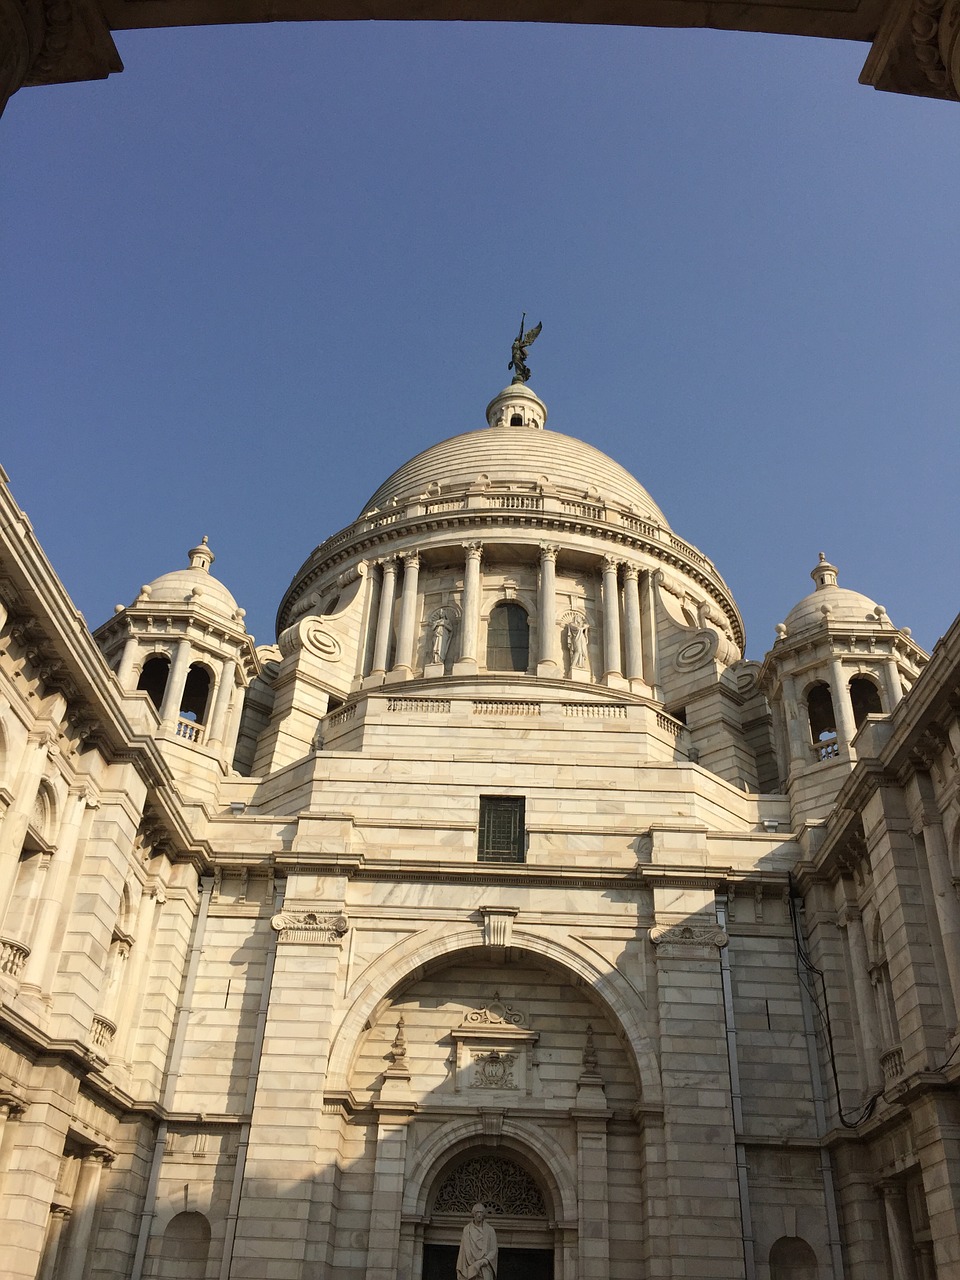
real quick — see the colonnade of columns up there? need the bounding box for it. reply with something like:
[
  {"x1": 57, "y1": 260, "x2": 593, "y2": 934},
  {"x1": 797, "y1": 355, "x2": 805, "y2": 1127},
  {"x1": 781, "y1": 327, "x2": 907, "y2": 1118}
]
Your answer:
[
  {"x1": 364, "y1": 540, "x2": 661, "y2": 690},
  {"x1": 117, "y1": 635, "x2": 244, "y2": 754},
  {"x1": 779, "y1": 652, "x2": 906, "y2": 772}
]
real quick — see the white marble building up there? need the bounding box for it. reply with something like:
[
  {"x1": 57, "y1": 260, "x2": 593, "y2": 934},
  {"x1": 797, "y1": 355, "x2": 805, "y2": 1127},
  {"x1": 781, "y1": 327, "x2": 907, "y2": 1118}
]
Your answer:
[{"x1": 0, "y1": 378, "x2": 957, "y2": 1280}]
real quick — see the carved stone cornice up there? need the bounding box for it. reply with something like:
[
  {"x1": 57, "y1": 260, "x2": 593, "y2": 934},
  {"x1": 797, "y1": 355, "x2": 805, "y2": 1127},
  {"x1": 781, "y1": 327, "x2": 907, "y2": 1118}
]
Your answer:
[{"x1": 270, "y1": 910, "x2": 349, "y2": 943}]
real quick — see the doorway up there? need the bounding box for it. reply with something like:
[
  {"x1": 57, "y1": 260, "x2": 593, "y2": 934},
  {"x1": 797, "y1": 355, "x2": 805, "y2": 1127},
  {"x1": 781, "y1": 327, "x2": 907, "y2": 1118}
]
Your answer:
[{"x1": 422, "y1": 1244, "x2": 553, "y2": 1280}]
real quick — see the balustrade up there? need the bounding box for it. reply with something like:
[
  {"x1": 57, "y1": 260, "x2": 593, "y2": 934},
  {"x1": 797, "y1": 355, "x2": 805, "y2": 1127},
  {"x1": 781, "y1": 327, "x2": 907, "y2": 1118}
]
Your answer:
[
  {"x1": 90, "y1": 1015, "x2": 117, "y2": 1053},
  {"x1": 880, "y1": 1046, "x2": 904, "y2": 1081},
  {"x1": 175, "y1": 716, "x2": 204, "y2": 744},
  {"x1": 0, "y1": 936, "x2": 30, "y2": 978}
]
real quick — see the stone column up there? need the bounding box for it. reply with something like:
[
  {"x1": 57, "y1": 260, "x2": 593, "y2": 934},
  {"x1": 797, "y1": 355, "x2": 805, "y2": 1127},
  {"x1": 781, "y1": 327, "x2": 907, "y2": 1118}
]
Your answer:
[
  {"x1": 453, "y1": 542, "x2": 483, "y2": 676},
  {"x1": 390, "y1": 553, "x2": 421, "y2": 678},
  {"x1": 575, "y1": 1116, "x2": 610, "y2": 1279},
  {"x1": 907, "y1": 772, "x2": 960, "y2": 1030},
  {"x1": 37, "y1": 1206, "x2": 71, "y2": 1280},
  {"x1": 780, "y1": 673, "x2": 810, "y2": 766},
  {"x1": 600, "y1": 557, "x2": 623, "y2": 686},
  {"x1": 19, "y1": 786, "x2": 93, "y2": 994},
  {"x1": 880, "y1": 1182, "x2": 919, "y2": 1280},
  {"x1": 640, "y1": 570, "x2": 661, "y2": 697},
  {"x1": 370, "y1": 559, "x2": 399, "y2": 680},
  {"x1": 622, "y1": 564, "x2": 644, "y2": 684},
  {"x1": 208, "y1": 657, "x2": 237, "y2": 748},
  {"x1": 837, "y1": 903, "x2": 884, "y2": 1093},
  {"x1": 58, "y1": 1149, "x2": 113, "y2": 1280},
  {"x1": 537, "y1": 544, "x2": 560, "y2": 676},
  {"x1": 828, "y1": 656, "x2": 858, "y2": 750},
  {"x1": 159, "y1": 637, "x2": 193, "y2": 727},
  {"x1": 884, "y1": 658, "x2": 903, "y2": 707},
  {"x1": 115, "y1": 636, "x2": 138, "y2": 688}
]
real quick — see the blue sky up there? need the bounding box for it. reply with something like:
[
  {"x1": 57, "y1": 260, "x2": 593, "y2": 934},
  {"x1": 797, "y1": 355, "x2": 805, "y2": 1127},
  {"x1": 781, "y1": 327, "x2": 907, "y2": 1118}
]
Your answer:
[{"x1": 1, "y1": 22, "x2": 957, "y2": 658}]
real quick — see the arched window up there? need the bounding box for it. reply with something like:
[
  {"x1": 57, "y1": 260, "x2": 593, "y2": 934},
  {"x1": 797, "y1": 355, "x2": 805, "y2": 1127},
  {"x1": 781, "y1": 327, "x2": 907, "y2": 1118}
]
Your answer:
[
  {"x1": 509, "y1": 413, "x2": 523, "y2": 426},
  {"x1": 136, "y1": 655, "x2": 170, "y2": 711},
  {"x1": 179, "y1": 664, "x2": 212, "y2": 724},
  {"x1": 158, "y1": 1212, "x2": 211, "y2": 1280},
  {"x1": 486, "y1": 603, "x2": 529, "y2": 672},
  {"x1": 769, "y1": 1236, "x2": 818, "y2": 1280},
  {"x1": 850, "y1": 676, "x2": 883, "y2": 728},
  {"x1": 432, "y1": 1153, "x2": 547, "y2": 1218},
  {"x1": 807, "y1": 682, "x2": 837, "y2": 743}
]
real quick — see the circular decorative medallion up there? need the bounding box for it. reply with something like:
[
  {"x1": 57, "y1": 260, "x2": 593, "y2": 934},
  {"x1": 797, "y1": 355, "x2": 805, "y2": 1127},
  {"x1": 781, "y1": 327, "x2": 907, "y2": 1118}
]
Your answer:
[
  {"x1": 675, "y1": 629, "x2": 719, "y2": 671},
  {"x1": 302, "y1": 619, "x2": 342, "y2": 661}
]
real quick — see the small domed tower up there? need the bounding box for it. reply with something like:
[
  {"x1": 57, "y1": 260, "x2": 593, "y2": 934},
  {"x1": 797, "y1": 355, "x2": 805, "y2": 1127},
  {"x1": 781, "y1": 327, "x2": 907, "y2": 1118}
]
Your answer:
[
  {"x1": 760, "y1": 553, "x2": 926, "y2": 823},
  {"x1": 95, "y1": 538, "x2": 260, "y2": 774}
]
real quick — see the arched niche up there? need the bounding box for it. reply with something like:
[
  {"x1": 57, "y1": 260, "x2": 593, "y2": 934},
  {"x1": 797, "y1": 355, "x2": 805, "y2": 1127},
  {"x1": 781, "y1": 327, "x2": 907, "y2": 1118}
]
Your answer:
[
  {"x1": 157, "y1": 1210, "x2": 211, "y2": 1280},
  {"x1": 485, "y1": 601, "x2": 530, "y2": 672},
  {"x1": 325, "y1": 923, "x2": 661, "y2": 1107},
  {"x1": 769, "y1": 1235, "x2": 819, "y2": 1280},
  {"x1": 347, "y1": 949, "x2": 642, "y2": 1113}
]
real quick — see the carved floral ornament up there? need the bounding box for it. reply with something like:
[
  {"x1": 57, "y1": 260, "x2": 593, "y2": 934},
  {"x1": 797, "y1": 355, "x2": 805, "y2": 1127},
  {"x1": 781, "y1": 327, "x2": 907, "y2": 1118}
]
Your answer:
[
  {"x1": 648, "y1": 922, "x2": 729, "y2": 953},
  {"x1": 270, "y1": 911, "x2": 349, "y2": 943}
]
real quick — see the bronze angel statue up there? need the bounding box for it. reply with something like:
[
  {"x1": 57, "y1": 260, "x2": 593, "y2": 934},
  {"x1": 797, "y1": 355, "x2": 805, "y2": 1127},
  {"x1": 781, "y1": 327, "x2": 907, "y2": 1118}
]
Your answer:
[{"x1": 508, "y1": 316, "x2": 542, "y2": 385}]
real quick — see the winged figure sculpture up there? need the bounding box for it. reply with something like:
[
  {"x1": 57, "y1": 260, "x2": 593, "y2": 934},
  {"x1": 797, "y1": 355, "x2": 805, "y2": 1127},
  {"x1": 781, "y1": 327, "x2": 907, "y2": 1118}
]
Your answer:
[{"x1": 508, "y1": 316, "x2": 542, "y2": 385}]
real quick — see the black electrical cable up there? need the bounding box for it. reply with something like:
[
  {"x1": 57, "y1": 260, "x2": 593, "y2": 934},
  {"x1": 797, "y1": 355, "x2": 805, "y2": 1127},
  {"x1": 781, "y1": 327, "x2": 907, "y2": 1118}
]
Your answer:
[{"x1": 787, "y1": 874, "x2": 883, "y2": 1129}]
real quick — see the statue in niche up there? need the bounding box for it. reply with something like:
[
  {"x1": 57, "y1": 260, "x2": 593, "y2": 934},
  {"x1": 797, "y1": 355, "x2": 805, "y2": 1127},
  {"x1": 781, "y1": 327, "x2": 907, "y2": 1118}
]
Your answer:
[
  {"x1": 457, "y1": 1203, "x2": 498, "y2": 1280},
  {"x1": 565, "y1": 615, "x2": 589, "y2": 669},
  {"x1": 430, "y1": 610, "x2": 454, "y2": 664}
]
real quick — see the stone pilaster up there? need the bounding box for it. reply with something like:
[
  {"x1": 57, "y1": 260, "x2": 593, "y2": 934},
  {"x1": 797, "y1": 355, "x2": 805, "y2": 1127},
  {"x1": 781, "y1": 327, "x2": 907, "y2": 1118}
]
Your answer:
[
  {"x1": 906, "y1": 771, "x2": 960, "y2": 1031},
  {"x1": 649, "y1": 893, "x2": 744, "y2": 1279},
  {"x1": 36, "y1": 1205, "x2": 70, "y2": 1280},
  {"x1": 862, "y1": 783, "x2": 947, "y2": 1071},
  {"x1": 229, "y1": 905, "x2": 348, "y2": 1280},
  {"x1": 574, "y1": 1115, "x2": 610, "y2": 1278},
  {"x1": 640, "y1": 569, "x2": 661, "y2": 698},
  {"x1": 0, "y1": 725, "x2": 56, "y2": 921},
  {"x1": 836, "y1": 902, "x2": 884, "y2": 1094},
  {"x1": 58, "y1": 1148, "x2": 113, "y2": 1280},
  {"x1": 879, "y1": 1180, "x2": 919, "y2": 1280},
  {"x1": 19, "y1": 785, "x2": 93, "y2": 996}
]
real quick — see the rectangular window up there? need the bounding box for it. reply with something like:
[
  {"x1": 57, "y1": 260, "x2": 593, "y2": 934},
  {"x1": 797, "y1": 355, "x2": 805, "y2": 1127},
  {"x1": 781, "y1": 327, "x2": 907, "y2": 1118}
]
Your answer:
[{"x1": 478, "y1": 796, "x2": 525, "y2": 863}]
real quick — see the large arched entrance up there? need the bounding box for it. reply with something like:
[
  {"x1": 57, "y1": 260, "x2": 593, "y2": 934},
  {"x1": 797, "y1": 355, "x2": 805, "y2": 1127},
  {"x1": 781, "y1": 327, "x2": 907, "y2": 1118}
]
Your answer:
[{"x1": 421, "y1": 1148, "x2": 554, "y2": 1280}]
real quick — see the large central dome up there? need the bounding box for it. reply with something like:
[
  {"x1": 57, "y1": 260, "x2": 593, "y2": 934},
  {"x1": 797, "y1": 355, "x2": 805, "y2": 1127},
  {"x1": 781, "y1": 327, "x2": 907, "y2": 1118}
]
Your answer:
[{"x1": 360, "y1": 383, "x2": 670, "y2": 528}]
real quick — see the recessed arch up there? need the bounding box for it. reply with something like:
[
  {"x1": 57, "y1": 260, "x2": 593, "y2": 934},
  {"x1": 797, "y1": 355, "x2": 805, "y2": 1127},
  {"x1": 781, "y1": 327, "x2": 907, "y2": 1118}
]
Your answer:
[
  {"x1": 402, "y1": 1114, "x2": 577, "y2": 1225},
  {"x1": 485, "y1": 601, "x2": 530, "y2": 672},
  {"x1": 325, "y1": 923, "x2": 662, "y2": 1106},
  {"x1": 849, "y1": 673, "x2": 883, "y2": 728}
]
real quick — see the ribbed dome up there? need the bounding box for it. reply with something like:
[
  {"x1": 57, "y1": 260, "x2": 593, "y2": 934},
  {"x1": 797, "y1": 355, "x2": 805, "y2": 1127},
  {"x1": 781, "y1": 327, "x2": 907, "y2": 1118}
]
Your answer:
[
  {"x1": 145, "y1": 567, "x2": 241, "y2": 621},
  {"x1": 784, "y1": 585, "x2": 885, "y2": 633},
  {"x1": 138, "y1": 538, "x2": 244, "y2": 625},
  {"x1": 783, "y1": 555, "x2": 886, "y2": 635},
  {"x1": 360, "y1": 425, "x2": 670, "y2": 528}
]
